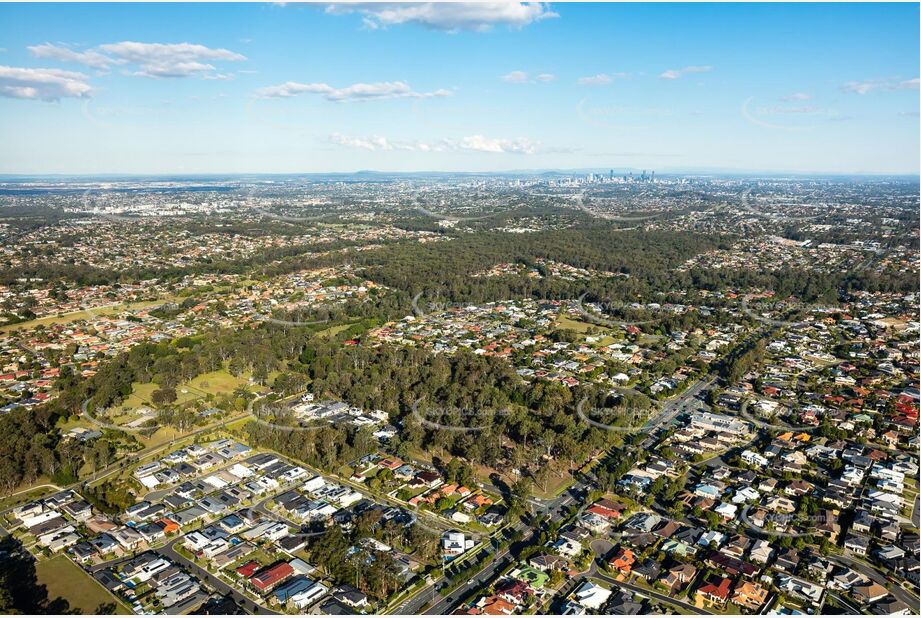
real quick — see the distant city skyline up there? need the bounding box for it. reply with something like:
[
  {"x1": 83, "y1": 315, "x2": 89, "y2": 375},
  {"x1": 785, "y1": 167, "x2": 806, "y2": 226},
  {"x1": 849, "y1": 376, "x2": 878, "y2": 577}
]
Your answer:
[{"x1": 0, "y1": 2, "x2": 918, "y2": 175}]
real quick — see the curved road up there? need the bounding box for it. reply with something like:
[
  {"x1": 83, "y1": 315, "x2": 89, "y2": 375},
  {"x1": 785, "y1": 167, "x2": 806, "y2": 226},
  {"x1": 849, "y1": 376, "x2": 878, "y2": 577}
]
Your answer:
[{"x1": 158, "y1": 537, "x2": 278, "y2": 615}]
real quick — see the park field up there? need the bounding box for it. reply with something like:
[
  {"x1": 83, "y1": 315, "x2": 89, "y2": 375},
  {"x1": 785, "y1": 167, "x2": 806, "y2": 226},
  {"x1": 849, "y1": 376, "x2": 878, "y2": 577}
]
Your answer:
[
  {"x1": 554, "y1": 314, "x2": 601, "y2": 334},
  {"x1": 119, "y1": 368, "x2": 252, "y2": 411},
  {"x1": 0, "y1": 298, "x2": 171, "y2": 335},
  {"x1": 35, "y1": 555, "x2": 131, "y2": 614}
]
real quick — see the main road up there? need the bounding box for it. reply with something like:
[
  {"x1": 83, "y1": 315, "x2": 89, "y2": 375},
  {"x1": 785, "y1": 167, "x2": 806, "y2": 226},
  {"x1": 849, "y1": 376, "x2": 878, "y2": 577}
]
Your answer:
[
  {"x1": 391, "y1": 484, "x2": 582, "y2": 615},
  {"x1": 639, "y1": 374, "x2": 716, "y2": 449},
  {"x1": 394, "y1": 368, "x2": 726, "y2": 615}
]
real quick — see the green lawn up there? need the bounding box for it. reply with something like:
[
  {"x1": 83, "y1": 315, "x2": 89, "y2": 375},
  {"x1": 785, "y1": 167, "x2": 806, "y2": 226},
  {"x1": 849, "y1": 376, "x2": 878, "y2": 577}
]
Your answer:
[
  {"x1": 119, "y1": 369, "x2": 251, "y2": 412},
  {"x1": 0, "y1": 298, "x2": 172, "y2": 334},
  {"x1": 555, "y1": 314, "x2": 606, "y2": 335},
  {"x1": 187, "y1": 369, "x2": 250, "y2": 396},
  {"x1": 316, "y1": 322, "x2": 355, "y2": 338},
  {"x1": 35, "y1": 555, "x2": 131, "y2": 614},
  {"x1": 0, "y1": 486, "x2": 56, "y2": 511},
  {"x1": 118, "y1": 381, "x2": 160, "y2": 411}
]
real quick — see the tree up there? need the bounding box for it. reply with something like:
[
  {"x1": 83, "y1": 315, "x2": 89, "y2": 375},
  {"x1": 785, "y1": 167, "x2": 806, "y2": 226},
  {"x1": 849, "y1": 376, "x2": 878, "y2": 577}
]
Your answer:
[
  {"x1": 0, "y1": 536, "x2": 75, "y2": 614},
  {"x1": 704, "y1": 510, "x2": 721, "y2": 529},
  {"x1": 508, "y1": 478, "x2": 533, "y2": 520},
  {"x1": 150, "y1": 386, "x2": 177, "y2": 406}
]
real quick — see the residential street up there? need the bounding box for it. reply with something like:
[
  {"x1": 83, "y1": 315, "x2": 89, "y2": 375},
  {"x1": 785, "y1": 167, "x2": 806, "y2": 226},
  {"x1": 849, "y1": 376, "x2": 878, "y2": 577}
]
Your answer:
[
  {"x1": 590, "y1": 564, "x2": 712, "y2": 615},
  {"x1": 157, "y1": 537, "x2": 278, "y2": 615},
  {"x1": 392, "y1": 482, "x2": 585, "y2": 615}
]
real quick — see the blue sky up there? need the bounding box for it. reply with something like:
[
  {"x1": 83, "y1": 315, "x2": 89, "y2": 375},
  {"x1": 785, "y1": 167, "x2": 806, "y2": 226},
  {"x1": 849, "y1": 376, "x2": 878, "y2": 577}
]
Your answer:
[{"x1": 0, "y1": 2, "x2": 918, "y2": 174}]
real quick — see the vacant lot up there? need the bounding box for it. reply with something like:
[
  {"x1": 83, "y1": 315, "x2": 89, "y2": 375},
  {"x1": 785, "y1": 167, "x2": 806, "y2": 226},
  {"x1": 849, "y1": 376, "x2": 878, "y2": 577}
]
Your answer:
[
  {"x1": 35, "y1": 555, "x2": 130, "y2": 614},
  {"x1": 0, "y1": 299, "x2": 168, "y2": 335},
  {"x1": 120, "y1": 369, "x2": 251, "y2": 412},
  {"x1": 187, "y1": 369, "x2": 249, "y2": 397}
]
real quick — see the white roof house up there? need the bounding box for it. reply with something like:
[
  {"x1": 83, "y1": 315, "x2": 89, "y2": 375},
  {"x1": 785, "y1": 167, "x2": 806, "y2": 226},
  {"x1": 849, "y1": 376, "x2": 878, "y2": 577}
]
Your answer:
[{"x1": 573, "y1": 581, "x2": 611, "y2": 610}]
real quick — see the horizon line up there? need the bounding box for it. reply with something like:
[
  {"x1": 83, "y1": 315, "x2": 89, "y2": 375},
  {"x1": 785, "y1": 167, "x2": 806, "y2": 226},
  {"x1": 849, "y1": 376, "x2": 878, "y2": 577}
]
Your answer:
[{"x1": 0, "y1": 168, "x2": 919, "y2": 179}]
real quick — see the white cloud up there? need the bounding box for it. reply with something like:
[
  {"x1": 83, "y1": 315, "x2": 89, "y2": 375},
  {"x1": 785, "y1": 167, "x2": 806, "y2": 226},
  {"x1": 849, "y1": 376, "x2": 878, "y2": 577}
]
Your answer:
[
  {"x1": 28, "y1": 43, "x2": 114, "y2": 70},
  {"x1": 447, "y1": 135, "x2": 540, "y2": 154},
  {"x1": 329, "y1": 133, "x2": 540, "y2": 154},
  {"x1": 99, "y1": 42, "x2": 245, "y2": 78},
  {"x1": 578, "y1": 73, "x2": 610, "y2": 86},
  {"x1": 841, "y1": 80, "x2": 879, "y2": 95},
  {"x1": 0, "y1": 65, "x2": 92, "y2": 101},
  {"x1": 325, "y1": 2, "x2": 557, "y2": 32},
  {"x1": 256, "y1": 80, "x2": 451, "y2": 101},
  {"x1": 781, "y1": 92, "x2": 812, "y2": 101},
  {"x1": 330, "y1": 133, "x2": 398, "y2": 151},
  {"x1": 27, "y1": 41, "x2": 245, "y2": 79},
  {"x1": 841, "y1": 79, "x2": 884, "y2": 95},
  {"x1": 841, "y1": 77, "x2": 920, "y2": 95},
  {"x1": 501, "y1": 70, "x2": 555, "y2": 83},
  {"x1": 577, "y1": 72, "x2": 627, "y2": 85},
  {"x1": 330, "y1": 133, "x2": 444, "y2": 152},
  {"x1": 659, "y1": 65, "x2": 712, "y2": 80},
  {"x1": 501, "y1": 70, "x2": 529, "y2": 83}
]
